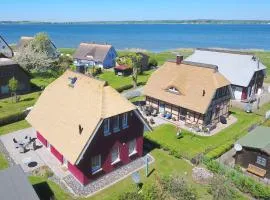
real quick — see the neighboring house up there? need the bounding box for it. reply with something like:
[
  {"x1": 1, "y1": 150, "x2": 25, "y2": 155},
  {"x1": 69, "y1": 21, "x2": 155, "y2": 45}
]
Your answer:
[
  {"x1": 235, "y1": 126, "x2": 270, "y2": 178},
  {"x1": 0, "y1": 35, "x2": 13, "y2": 58},
  {"x1": 26, "y1": 70, "x2": 151, "y2": 185},
  {"x1": 16, "y1": 36, "x2": 60, "y2": 58},
  {"x1": 73, "y1": 43, "x2": 117, "y2": 70},
  {"x1": 185, "y1": 49, "x2": 266, "y2": 101},
  {"x1": 0, "y1": 165, "x2": 40, "y2": 200},
  {"x1": 144, "y1": 56, "x2": 231, "y2": 127},
  {"x1": 0, "y1": 58, "x2": 30, "y2": 98}
]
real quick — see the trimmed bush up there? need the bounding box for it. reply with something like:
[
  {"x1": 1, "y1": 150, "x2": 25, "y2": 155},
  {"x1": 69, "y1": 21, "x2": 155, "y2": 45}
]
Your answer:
[
  {"x1": 205, "y1": 142, "x2": 233, "y2": 159},
  {"x1": 0, "y1": 111, "x2": 27, "y2": 126},
  {"x1": 148, "y1": 57, "x2": 158, "y2": 67},
  {"x1": 116, "y1": 84, "x2": 133, "y2": 93}
]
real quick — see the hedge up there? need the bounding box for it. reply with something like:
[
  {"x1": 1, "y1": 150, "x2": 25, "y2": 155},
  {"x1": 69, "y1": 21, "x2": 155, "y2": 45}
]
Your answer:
[
  {"x1": 0, "y1": 111, "x2": 28, "y2": 126},
  {"x1": 205, "y1": 141, "x2": 233, "y2": 159},
  {"x1": 116, "y1": 84, "x2": 133, "y2": 93},
  {"x1": 204, "y1": 158, "x2": 270, "y2": 199}
]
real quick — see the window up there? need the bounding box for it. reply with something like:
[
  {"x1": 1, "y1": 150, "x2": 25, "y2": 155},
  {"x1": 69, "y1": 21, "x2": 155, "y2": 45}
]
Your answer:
[
  {"x1": 111, "y1": 146, "x2": 120, "y2": 164},
  {"x1": 104, "y1": 119, "x2": 110, "y2": 136},
  {"x1": 91, "y1": 155, "x2": 101, "y2": 173},
  {"x1": 122, "y1": 113, "x2": 128, "y2": 129},
  {"x1": 256, "y1": 156, "x2": 267, "y2": 167},
  {"x1": 168, "y1": 87, "x2": 179, "y2": 94},
  {"x1": 113, "y1": 115, "x2": 120, "y2": 132},
  {"x1": 128, "y1": 139, "x2": 137, "y2": 156}
]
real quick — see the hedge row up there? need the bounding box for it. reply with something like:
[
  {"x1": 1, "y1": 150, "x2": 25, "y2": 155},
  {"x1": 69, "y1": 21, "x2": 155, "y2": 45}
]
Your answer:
[
  {"x1": 205, "y1": 141, "x2": 233, "y2": 159},
  {"x1": 204, "y1": 158, "x2": 270, "y2": 199},
  {"x1": 0, "y1": 111, "x2": 28, "y2": 126},
  {"x1": 116, "y1": 84, "x2": 133, "y2": 93}
]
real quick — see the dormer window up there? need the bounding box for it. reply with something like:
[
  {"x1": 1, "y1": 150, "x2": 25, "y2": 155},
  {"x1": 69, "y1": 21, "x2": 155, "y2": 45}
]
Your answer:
[{"x1": 168, "y1": 87, "x2": 179, "y2": 94}]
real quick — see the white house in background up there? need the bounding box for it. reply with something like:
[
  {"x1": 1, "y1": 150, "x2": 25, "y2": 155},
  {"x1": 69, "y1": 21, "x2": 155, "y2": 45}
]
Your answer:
[
  {"x1": 185, "y1": 49, "x2": 266, "y2": 101},
  {"x1": 73, "y1": 43, "x2": 117, "y2": 72}
]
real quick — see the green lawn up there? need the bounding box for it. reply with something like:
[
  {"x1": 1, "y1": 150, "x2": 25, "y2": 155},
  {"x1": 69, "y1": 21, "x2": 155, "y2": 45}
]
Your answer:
[
  {"x1": 0, "y1": 120, "x2": 30, "y2": 136},
  {"x1": 0, "y1": 153, "x2": 9, "y2": 170},
  {"x1": 59, "y1": 48, "x2": 76, "y2": 55},
  {"x1": 129, "y1": 95, "x2": 146, "y2": 102},
  {"x1": 254, "y1": 51, "x2": 270, "y2": 83},
  {"x1": 97, "y1": 70, "x2": 154, "y2": 91},
  {"x1": 0, "y1": 92, "x2": 40, "y2": 119},
  {"x1": 145, "y1": 106, "x2": 268, "y2": 160},
  {"x1": 30, "y1": 70, "x2": 58, "y2": 88}
]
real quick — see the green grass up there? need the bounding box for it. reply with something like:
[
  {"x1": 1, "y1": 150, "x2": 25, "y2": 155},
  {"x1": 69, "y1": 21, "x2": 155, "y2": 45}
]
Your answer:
[
  {"x1": 0, "y1": 153, "x2": 9, "y2": 170},
  {"x1": 97, "y1": 70, "x2": 154, "y2": 91},
  {"x1": 129, "y1": 96, "x2": 146, "y2": 102},
  {"x1": 58, "y1": 48, "x2": 76, "y2": 55},
  {"x1": 0, "y1": 120, "x2": 30, "y2": 136},
  {"x1": 145, "y1": 106, "x2": 267, "y2": 160},
  {"x1": 254, "y1": 51, "x2": 270, "y2": 83},
  {"x1": 30, "y1": 70, "x2": 59, "y2": 88},
  {"x1": 0, "y1": 92, "x2": 40, "y2": 119}
]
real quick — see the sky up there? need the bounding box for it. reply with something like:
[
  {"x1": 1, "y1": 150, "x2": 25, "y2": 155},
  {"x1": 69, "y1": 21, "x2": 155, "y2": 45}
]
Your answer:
[{"x1": 1, "y1": 0, "x2": 270, "y2": 22}]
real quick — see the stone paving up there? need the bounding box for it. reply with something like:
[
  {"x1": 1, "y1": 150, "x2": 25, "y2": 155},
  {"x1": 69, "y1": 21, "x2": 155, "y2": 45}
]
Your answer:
[
  {"x1": 139, "y1": 109, "x2": 238, "y2": 136},
  {"x1": 0, "y1": 128, "x2": 70, "y2": 178},
  {"x1": 63, "y1": 154, "x2": 154, "y2": 197}
]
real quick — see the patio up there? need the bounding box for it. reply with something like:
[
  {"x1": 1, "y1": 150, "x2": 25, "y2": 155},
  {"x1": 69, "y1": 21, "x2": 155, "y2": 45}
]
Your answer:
[
  {"x1": 139, "y1": 105, "x2": 237, "y2": 136},
  {"x1": 0, "y1": 128, "x2": 70, "y2": 178}
]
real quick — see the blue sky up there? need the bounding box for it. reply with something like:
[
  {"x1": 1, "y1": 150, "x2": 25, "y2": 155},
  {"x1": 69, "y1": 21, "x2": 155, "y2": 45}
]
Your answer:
[{"x1": 1, "y1": 0, "x2": 270, "y2": 21}]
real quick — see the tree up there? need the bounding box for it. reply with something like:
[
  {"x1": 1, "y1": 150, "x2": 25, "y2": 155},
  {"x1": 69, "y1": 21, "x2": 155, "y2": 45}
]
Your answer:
[
  {"x1": 116, "y1": 53, "x2": 142, "y2": 88},
  {"x1": 14, "y1": 32, "x2": 54, "y2": 71},
  {"x1": 8, "y1": 77, "x2": 18, "y2": 103}
]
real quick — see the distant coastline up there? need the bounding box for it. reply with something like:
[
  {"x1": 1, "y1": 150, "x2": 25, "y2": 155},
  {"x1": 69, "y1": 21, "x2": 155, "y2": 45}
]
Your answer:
[{"x1": 1, "y1": 20, "x2": 270, "y2": 25}]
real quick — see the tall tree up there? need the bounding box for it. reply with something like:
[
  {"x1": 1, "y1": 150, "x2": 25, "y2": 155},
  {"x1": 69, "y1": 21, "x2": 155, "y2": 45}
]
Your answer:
[
  {"x1": 117, "y1": 53, "x2": 142, "y2": 88},
  {"x1": 14, "y1": 32, "x2": 54, "y2": 71},
  {"x1": 8, "y1": 77, "x2": 18, "y2": 103}
]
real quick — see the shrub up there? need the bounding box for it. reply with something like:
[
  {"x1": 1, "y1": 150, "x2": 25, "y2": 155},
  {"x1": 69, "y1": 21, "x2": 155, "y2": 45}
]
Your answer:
[
  {"x1": 205, "y1": 142, "x2": 233, "y2": 159},
  {"x1": 161, "y1": 175, "x2": 197, "y2": 200},
  {"x1": 204, "y1": 158, "x2": 270, "y2": 199},
  {"x1": 148, "y1": 57, "x2": 158, "y2": 67},
  {"x1": 209, "y1": 175, "x2": 235, "y2": 200},
  {"x1": 32, "y1": 166, "x2": 54, "y2": 178},
  {"x1": 0, "y1": 111, "x2": 27, "y2": 126},
  {"x1": 116, "y1": 84, "x2": 133, "y2": 93}
]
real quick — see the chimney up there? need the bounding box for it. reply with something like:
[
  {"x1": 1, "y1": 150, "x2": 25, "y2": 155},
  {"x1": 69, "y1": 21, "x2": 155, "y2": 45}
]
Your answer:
[{"x1": 176, "y1": 55, "x2": 184, "y2": 65}]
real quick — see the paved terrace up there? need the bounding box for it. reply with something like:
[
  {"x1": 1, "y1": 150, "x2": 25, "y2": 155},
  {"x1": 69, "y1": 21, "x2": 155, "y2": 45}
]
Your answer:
[
  {"x1": 139, "y1": 109, "x2": 237, "y2": 136},
  {"x1": 0, "y1": 128, "x2": 70, "y2": 178}
]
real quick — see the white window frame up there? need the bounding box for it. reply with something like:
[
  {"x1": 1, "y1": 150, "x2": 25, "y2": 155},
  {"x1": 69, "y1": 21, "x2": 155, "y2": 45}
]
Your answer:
[
  {"x1": 91, "y1": 155, "x2": 102, "y2": 174},
  {"x1": 128, "y1": 139, "x2": 137, "y2": 156},
  {"x1": 113, "y1": 115, "x2": 120, "y2": 133},
  {"x1": 256, "y1": 156, "x2": 267, "y2": 167},
  {"x1": 122, "y1": 113, "x2": 128, "y2": 129},
  {"x1": 103, "y1": 118, "x2": 111, "y2": 136},
  {"x1": 111, "y1": 146, "x2": 120, "y2": 165}
]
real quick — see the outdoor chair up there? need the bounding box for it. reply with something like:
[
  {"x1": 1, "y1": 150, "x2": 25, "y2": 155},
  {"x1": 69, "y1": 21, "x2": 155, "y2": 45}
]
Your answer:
[{"x1": 13, "y1": 138, "x2": 18, "y2": 144}]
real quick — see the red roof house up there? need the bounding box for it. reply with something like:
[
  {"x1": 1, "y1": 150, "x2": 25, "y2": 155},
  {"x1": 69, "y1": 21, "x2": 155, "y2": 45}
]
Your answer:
[{"x1": 26, "y1": 70, "x2": 151, "y2": 185}]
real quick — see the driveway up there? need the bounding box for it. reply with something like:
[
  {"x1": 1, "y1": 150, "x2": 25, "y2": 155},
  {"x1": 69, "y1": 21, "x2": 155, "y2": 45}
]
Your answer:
[{"x1": 121, "y1": 86, "x2": 144, "y2": 99}]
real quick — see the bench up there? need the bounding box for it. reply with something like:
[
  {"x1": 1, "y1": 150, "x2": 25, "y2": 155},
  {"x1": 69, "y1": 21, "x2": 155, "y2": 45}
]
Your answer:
[{"x1": 247, "y1": 164, "x2": 267, "y2": 177}]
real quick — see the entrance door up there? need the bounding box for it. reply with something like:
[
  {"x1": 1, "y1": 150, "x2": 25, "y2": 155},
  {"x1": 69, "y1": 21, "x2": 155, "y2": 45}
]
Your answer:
[
  {"x1": 159, "y1": 101, "x2": 165, "y2": 114},
  {"x1": 63, "y1": 157, "x2": 68, "y2": 167},
  {"x1": 47, "y1": 142, "x2": 51, "y2": 150}
]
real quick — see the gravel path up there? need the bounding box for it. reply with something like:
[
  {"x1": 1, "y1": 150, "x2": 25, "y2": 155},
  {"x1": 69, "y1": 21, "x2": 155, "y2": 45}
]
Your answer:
[{"x1": 63, "y1": 154, "x2": 154, "y2": 197}]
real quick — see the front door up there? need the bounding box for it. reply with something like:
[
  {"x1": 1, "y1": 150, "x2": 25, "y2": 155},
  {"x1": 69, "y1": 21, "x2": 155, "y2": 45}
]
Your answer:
[
  {"x1": 159, "y1": 101, "x2": 165, "y2": 114},
  {"x1": 63, "y1": 157, "x2": 68, "y2": 167}
]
